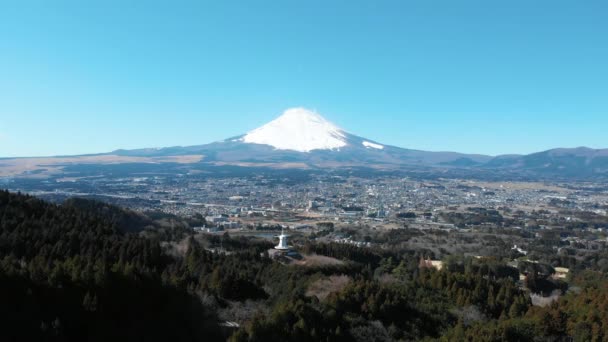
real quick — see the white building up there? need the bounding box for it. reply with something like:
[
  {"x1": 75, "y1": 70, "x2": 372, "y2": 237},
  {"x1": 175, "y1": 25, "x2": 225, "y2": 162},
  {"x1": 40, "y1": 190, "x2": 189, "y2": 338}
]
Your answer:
[{"x1": 275, "y1": 229, "x2": 290, "y2": 250}]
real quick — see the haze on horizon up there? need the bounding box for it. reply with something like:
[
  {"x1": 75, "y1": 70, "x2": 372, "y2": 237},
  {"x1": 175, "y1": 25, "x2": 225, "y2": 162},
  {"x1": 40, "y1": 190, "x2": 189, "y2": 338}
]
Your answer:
[{"x1": 1, "y1": 1, "x2": 606, "y2": 158}]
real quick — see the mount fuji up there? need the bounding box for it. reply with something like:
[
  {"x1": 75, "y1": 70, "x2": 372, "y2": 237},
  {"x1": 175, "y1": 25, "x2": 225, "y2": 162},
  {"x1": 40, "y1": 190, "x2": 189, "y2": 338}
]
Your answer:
[
  {"x1": 2, "y1": 107, "x2": 607, "y2": 180},
  {"x1": 113, "y1": 107, "x2": 491, "y2": 168},
  {"x1": 242, "y1": 108, "x2": 350, "y2": 152}
]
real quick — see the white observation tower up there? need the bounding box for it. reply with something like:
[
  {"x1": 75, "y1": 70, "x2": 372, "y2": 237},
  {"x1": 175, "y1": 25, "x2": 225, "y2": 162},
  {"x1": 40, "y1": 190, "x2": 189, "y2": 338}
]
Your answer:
[{"x1": 275, "y1": 228, "x2": 290, "y2": 250}]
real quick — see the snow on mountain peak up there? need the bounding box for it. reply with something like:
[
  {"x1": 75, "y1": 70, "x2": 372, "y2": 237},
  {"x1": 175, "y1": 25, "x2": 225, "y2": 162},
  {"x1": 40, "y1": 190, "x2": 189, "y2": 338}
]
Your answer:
[
  {"x1": 242, "y1": 108, "x2": 347, "y2": 152},
  {"x1": 362, "y1": 141, "x2": 384, "y2": 150}
]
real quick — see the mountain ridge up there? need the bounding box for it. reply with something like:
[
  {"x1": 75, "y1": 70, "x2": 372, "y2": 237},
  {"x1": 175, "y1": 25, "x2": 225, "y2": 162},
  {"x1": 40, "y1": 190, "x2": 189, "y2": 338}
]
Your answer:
[
  {"x1": 1, "y1": 108, "x2": 607, "y2": 180},
  {"x1": 110, "y1": 108, "x2": 494, "y2": 166},
  {"x1": 103, "y1": 108, "x2": 607, "y2": 179}
]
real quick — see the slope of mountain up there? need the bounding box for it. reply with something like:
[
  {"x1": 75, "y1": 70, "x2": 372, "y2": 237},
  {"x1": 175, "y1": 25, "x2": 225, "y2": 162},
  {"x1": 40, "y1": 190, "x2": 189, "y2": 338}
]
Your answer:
[
  {"x1": 241, "y1": 107, "x2": 348, "y2": 152},
  {"x1": 484, "y1": 147, "x2": 608, "y2": 177},
  {"x1": 0, "y1": 108, "x2": 606, "y2": 180},
  {"x1": 111, "y1": 108, "x2": 492, "y2": 168}
]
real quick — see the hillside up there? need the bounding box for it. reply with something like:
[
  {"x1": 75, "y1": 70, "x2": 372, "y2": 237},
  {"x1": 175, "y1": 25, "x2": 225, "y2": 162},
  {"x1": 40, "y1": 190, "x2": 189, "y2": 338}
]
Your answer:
[
  {"x1": 0, "y1": 190, "x2": 222, "y2": 341},
  {"x1": 3, "y1": 191, "x2": 608, "y2": 340}
]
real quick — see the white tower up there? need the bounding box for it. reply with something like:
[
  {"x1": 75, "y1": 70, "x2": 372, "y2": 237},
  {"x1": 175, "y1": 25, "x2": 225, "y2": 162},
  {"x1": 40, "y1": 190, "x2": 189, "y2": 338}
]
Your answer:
[{"x1": 275, "y1": 228, "x2": 290, "y2": 250}]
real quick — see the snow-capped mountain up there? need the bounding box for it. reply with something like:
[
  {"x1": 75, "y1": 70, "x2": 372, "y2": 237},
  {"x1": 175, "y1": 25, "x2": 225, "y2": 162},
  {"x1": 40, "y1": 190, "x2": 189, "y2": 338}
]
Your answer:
[
  {"x1": 112, "y1": 107, "x2": 490, "y2": 168},
  {"x1": 242, "y1": 108, "x2": 348, "y2": 152},
  {"x1": 239, "y1": 107, "x2": 387, "y2": 153},
  {"x1": 4, "y1": 107, "x2": 607, "y2": 180}
]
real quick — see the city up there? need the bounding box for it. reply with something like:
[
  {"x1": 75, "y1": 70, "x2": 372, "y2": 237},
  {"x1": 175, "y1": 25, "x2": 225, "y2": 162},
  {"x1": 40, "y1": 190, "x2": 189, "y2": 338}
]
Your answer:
[{"x1": 8, "y1": 169, "x2": 608, "y2": 263}]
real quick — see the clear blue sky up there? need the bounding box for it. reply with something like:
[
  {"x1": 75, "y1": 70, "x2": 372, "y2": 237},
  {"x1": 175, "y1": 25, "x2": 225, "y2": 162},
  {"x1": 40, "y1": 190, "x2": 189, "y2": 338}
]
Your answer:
[{"x1": 1, "y1": 0, "x2": 606, "y2": 157}]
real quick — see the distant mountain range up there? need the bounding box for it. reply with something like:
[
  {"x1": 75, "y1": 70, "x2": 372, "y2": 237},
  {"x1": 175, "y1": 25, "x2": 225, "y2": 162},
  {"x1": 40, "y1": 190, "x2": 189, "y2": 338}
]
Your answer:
[{"x1": 2, "y1": 108, "x2": 607, "y2": 180}]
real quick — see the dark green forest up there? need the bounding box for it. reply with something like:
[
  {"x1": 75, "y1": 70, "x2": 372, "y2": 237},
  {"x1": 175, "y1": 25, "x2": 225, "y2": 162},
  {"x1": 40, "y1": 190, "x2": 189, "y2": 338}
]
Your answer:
[{"x1": 1, "y1": 190, "x2": 608, "y2": 341}]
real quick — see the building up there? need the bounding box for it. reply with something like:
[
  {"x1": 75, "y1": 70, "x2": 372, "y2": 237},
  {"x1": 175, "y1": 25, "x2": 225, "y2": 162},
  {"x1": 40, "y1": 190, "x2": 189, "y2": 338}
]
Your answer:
[
  {"x1": 552, "y1": 267, "x2": 570, "y2": 280},
  {"x1": 206, "y1": 215, "x2": 229, "y2": 224},
  {"x1": 511, "y1": 244, "x2": 528, "y2": 255},
  {"x1": 419, "y1": 257, "x2": 444, "y2": 271},
  {"x1": 275, "y1": 229, "x2": 290, "y2": 250}
]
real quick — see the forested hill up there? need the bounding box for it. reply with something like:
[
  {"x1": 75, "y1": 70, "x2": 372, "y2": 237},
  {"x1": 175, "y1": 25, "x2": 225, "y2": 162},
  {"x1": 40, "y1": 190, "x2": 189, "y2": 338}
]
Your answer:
[
  {"x1": 0, "y1": 190, "x2": 222, "y2": 341},
  {"x1": 3, "y1": 190, "x2": 608, "y2": 341},
  {"x1": 60, "y1": 197, "x2": 154, "y2": 233}
]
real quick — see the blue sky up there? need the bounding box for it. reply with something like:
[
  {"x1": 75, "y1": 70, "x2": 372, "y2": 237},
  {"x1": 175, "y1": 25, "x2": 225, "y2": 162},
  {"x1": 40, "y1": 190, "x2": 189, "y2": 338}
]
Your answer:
[{"x1": 1, "y1": 0, "x2": 606, "y2": 157}]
